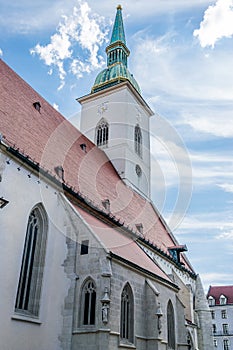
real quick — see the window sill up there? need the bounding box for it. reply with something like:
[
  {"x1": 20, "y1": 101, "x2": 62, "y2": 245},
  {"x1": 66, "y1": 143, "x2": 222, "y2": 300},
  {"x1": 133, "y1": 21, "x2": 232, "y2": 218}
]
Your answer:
[
  {"x1": 119, "y1": 342, "x2": 136, "y2": 349},
  {"x1": 73, "y1": 328, "x2": 97, "y2": 334},
  {"x1": 11, "y1": 314, "x2": 42, "y2": 324}
]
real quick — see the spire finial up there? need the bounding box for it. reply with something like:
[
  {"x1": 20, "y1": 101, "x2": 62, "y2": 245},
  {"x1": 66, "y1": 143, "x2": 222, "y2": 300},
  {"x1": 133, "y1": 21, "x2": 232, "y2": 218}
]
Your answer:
[{"x1": 110, "y1": 4, "x2": 126, "y2": 45}]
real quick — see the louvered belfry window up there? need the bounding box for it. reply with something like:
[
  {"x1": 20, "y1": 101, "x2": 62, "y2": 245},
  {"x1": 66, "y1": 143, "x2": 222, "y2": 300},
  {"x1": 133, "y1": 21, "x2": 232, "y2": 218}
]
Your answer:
[
  {"x1": 134, "y1": 125, "x2": 142, "y2": 157},
  {"x1": 96, "y1": 119, "x2": 109, "y2": 146}
]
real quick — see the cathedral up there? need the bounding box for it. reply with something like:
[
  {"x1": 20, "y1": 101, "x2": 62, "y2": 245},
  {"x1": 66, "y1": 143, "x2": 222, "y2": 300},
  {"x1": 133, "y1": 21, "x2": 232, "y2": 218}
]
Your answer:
[{"x1": 0, "y1": 6, "x2": 213, "y2": 350}]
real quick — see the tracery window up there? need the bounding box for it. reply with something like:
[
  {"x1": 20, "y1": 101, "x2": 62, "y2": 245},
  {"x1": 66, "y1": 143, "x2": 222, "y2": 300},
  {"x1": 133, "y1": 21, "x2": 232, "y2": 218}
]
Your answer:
[
  {"x1": 81, "y1": 279, "x2": 96, "y2": 325},
  {"x1": 96, "y1": 118, "x2": 109, "y2": 147},
  {"x1": 134, "y1": 125, "x2": 142, "y2": 157},
  {"x1": 120, "y1": 283, "x2": 134, "y2": 343},
  {"x1": 167, "y1": 300, "x2": 175, "y2": 350},
  {"x1": 15, "y1": 204, "x2": 48, "y2": 317}
]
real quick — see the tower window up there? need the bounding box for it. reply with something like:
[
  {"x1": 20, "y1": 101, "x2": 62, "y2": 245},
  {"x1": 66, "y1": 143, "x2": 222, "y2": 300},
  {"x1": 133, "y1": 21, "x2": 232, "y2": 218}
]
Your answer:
[
  {"x1": 96, "y1": 118, "x2": 109, "y2": 147},
  {"x1": 15, "y1": 204, "x2": 48, "y2": 317},
  {"x1": 135, "y1": 164, "x2": 142, "y2": 177},
  {"x1": 134, "y1": 125, "x2": 142, "y2": 157}
]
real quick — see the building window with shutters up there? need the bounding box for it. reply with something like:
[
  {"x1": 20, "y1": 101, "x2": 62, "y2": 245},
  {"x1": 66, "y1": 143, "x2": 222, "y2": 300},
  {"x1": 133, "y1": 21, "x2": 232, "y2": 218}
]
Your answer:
[
  {"x1": 222, "y1": 310, "x2": 227, "y2": 319},
  {"x1": 223, "y1": 324, "x2": 229, "y2": 335},
  {"x1": 96, "y1": 118, "x2": 109, "y2": 147},
  {"x1": 167, "y1": 300, "x2": 176, "y2": 350},
  {"x1": 223, "y1": 339, "x2": 229, "y2": 350},
  {"x1": 15, "y1": 204, "x2": 48, "y2": 318},
  {"x1": 134, "y1": 124, "x2": 142, "y2": 157},
  {"x1": 81, "y1": 279, "x2": 96, "y2": 326},
  {"x1": 120, "y1": 283, "x2": 134, "y2": 344}
]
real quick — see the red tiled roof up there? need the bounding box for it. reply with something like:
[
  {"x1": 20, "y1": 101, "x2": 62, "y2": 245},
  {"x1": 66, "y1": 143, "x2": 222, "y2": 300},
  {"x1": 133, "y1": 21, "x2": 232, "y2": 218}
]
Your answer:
[
  {"x1": 207, "y1": 286, "x2": 233, "y2": 304},
  {"x1": 75, "y1": 206, "x2": 176, "y2": 286},
  {"x1": 0, "y1": 59, "x2": 194, "y2": 273}
]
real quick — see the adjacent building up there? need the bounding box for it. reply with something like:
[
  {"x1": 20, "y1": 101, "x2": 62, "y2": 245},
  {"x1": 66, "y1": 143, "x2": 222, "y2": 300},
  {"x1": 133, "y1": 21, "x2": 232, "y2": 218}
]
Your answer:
[
  {"x1": 0, "y1": 5, "x2": 214, "y2": 350},
  {"x1": 207, "y1": 286, "x2": 233, "y2": 350}
]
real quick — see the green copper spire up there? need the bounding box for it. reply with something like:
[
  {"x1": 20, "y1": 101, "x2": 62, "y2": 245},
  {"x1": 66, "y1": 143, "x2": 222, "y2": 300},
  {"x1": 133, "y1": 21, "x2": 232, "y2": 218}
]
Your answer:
[
  {"x1": 110, "y1": 5, "x2": 126, "y2": 45},
  {"x1": 92, "y1": 5, "x2": 140, "y2": 94}
]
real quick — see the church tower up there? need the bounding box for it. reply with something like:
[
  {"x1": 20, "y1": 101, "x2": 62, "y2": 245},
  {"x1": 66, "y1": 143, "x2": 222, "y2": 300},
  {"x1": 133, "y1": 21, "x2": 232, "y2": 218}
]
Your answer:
[{"x1": 78, "y1": 5, "x2": 154, "y2": 198}]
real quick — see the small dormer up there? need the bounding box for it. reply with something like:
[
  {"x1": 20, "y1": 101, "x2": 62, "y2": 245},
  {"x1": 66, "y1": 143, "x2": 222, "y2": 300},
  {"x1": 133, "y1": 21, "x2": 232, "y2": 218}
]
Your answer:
[
  {"x1": 220, "y1": 294, "x2": 227, "y2": 305},
  {"x1": 168, "y1": 244, "x2": 187, "y2": 264},
  {"x1": 33, "y1": 101, "x2": 41, "y2": 112},
  {"x1": 102, "y1": 199, "x2": 110, "y2": 212},
  {"x1": 135, "y1": 223, "x2": 143, "y2": 235},
  {"x1": 208, "y1": 296, "x2": 215, "y2": 306}
]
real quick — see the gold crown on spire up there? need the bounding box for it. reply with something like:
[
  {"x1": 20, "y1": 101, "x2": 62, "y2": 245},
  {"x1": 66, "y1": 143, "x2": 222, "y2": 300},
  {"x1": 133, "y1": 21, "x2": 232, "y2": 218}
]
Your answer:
[{"x1": 117, "y1": 4, "x2": 122, "y2": 10}]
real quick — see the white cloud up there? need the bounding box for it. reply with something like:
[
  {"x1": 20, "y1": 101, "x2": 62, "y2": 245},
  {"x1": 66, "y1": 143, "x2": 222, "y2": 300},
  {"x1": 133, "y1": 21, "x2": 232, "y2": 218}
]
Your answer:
[
  {"x1": 218, "y1": 183, "x2": 233, "y2": 192},
  {"x1": 178, "y1": 211, "x2": 233, "y2": 232},
  {"x1": 133, "y1": 31, "x2": 233, "y2": 105},
  {"x1": 0, "y1": 0, "x2": 213, "y2": 34},
  {"x1": 0, "y1": 48, "x2": 3, "y2": 56},
  {"x1": 200, "y1": 272, "x2": 233, "y2": 291},
  {"x1": 217, "y1": 229, "x2": 233, "y2": 240},
  {"x1": 30, "y1": 1, "x2": 108, "y2": 89},
  {"x1": 183, "y1": 112, "x2": 233, "y2": 138},
  {"x1": 53, "y1": 103, "x2": 59, "y2": 110},
  {"x1": 193, "y1": 0, "x2": 233, "y2": 48}
]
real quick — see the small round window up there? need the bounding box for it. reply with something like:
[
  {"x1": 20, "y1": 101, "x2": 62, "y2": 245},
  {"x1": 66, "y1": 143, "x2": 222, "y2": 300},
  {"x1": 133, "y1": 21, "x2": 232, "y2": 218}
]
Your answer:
[{"x1": 135, "y1": 164, "x2": 142, "y2": 177}]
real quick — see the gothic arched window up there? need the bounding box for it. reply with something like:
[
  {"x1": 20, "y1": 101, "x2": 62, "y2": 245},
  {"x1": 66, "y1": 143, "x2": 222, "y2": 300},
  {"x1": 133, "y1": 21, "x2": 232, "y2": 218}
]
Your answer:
[
  {"x1": 81, "y1": 279, "x2": 96, "y2": 325},
  {"x1": 15, "y1": 204, "x2": 48, "y2": 317},
  {"x1": 96, "y1": 119, "x2": 109, "y2": 147},
  {"x1": 134, "y1": 125, "x2": 142, "y2": 157},
  {"x1": 167, "y1": 300, "x2": 176, "y2": 350},
  {"x1": 120, "y1": 283, "x2": 134, "y2": 343}
]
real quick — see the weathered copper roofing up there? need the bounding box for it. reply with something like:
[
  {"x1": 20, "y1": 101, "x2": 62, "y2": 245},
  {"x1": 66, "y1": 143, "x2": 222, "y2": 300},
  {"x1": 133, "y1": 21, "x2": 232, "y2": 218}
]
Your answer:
[
  {"x1": 110, "y1": 5, "x2": 126, "y2": 45},
  {"x1": 92, "y1": 6, "x2": 140, "y2": 94}
]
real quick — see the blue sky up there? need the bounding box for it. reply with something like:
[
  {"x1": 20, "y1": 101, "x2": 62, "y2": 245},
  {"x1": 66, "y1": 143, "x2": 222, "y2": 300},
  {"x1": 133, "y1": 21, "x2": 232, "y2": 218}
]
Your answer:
[{"x1": 1, "y1": 0, "x2": 233, "y2": 291}]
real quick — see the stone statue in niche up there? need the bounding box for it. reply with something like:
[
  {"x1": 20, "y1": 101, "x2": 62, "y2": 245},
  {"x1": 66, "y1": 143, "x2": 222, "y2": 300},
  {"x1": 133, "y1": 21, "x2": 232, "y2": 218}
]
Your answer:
[{"x1": 102, "y1": 302, "x2": 109, "y2": 323}]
